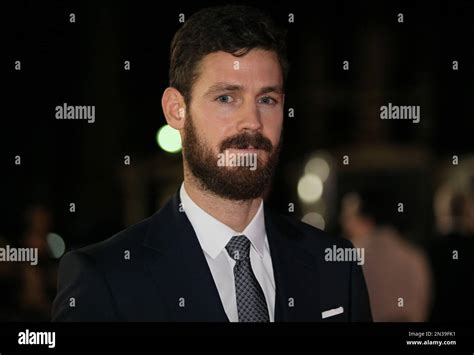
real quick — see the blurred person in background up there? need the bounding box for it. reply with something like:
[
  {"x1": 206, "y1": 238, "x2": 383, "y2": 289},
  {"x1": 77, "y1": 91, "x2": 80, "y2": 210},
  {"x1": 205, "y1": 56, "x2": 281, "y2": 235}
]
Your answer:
[
  {"x1": 17, "y1": 205, "x2": 58, "y2": 320},
  {"x1": 427, "y1": 181, "x2": 474, "y2": 321},
  {"x1": 0, "y1": 236, "x2": 21, "y2": 321},
  {"x1": 340, "y1": 189, "x2": 432, "y2": 321}
]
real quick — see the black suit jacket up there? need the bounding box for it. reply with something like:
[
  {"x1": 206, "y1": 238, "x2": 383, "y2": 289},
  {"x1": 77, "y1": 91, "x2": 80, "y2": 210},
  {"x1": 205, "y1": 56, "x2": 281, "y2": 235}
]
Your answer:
[{"x1": 52, "y1": 191, "x2": 372, "y2": 322}]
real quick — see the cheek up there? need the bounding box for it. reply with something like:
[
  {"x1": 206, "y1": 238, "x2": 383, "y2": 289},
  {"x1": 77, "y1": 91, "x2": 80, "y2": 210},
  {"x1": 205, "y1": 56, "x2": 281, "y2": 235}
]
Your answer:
[
  {"x1": 190, "y1": 103, "x2": 231, "y2": 149},
  {"x1": 262, "y1": 111, "x2": 284, "y2": 144},
  {"x1": 193, "y1": 99, "x2": 222, "y2": 125}
]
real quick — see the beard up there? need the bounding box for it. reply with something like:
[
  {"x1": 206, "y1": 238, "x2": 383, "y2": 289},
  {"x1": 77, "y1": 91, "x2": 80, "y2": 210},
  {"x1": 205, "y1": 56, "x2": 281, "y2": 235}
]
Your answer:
[{"x1": 182, "y1": 112, "x2": 282, "y2": 201}]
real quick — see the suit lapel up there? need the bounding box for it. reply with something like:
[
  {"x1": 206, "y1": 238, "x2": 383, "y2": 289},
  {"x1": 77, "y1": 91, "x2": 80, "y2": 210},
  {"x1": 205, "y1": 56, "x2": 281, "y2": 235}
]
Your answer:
[
  {"x1": 142, "y1": 191, "x2": 322, "y2": 322},
  {"x1": 143, "y1": 192, "x2": 229, "y2": 322},
  {"x1": 265, "y1": 206, "x2": 322, "y2": 321}
]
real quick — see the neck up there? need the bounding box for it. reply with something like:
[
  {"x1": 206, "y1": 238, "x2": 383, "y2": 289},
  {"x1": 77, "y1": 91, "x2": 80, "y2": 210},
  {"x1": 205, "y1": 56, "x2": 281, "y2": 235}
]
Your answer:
[{"x1": 183, "y1": 173, "x2": 262, "y2": 233}]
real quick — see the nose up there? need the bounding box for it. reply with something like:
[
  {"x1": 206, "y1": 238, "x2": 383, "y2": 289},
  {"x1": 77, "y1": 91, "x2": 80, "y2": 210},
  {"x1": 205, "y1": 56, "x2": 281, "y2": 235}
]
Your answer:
[{"x1": 236, "y1": 101, "x2": 263, "y2": 132}]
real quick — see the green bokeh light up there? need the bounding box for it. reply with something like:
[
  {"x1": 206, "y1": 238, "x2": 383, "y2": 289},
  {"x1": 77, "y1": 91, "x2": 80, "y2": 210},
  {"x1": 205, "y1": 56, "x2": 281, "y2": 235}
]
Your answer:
[{"x1": 156, "y1": 125, "x2": 182, "y2": 153}]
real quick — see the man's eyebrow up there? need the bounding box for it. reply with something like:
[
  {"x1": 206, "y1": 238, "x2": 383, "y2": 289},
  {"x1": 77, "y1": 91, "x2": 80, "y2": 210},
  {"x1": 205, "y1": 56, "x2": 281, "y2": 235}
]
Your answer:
[
  {"x1": 204, "y1": 83, "x2": 284, "y2": 96},
  {"x1": 259, "y1": 85, "x2": 284, "y2": 95},
  {"x1": 204, "y1": 83, "x2": 243, "y2": 96}
]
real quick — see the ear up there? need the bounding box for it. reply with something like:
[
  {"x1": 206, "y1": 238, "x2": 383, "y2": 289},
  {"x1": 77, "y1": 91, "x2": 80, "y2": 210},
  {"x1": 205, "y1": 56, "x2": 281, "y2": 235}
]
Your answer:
[{"x1": 161, "y1": 87, "x2": 186, "y2": 130}]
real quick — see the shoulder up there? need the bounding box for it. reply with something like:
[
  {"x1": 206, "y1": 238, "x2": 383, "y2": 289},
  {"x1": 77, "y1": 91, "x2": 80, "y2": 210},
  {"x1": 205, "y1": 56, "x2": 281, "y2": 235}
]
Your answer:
[
  {"x1": 266, "y1": 208, "x2": 353, "y2": 254},
  {"x1": 64, "y1": 215, "x2": 153, "y2": 268}
]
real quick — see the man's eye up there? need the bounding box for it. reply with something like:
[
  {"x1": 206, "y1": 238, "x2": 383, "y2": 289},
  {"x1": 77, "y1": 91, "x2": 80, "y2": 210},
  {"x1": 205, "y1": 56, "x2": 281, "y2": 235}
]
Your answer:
[
  {"x1": 259, "y1": 96, "x2": 277, "y2": 105},
  {"x1": 216, "y1": 95, "x2": 234, "y2": 104}
]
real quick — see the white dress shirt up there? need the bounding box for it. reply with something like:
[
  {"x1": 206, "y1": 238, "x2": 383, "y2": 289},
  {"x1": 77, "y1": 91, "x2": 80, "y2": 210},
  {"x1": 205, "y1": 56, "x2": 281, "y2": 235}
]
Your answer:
[{"x1": 179, "y1": 183, "x2": 276, "y2": 322}]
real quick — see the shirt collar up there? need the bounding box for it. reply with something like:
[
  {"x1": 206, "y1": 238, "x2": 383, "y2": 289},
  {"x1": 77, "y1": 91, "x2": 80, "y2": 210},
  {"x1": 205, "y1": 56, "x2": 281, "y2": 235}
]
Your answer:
[{"x1": 179, "y1": 183, "x2": 266, "y2": 259}]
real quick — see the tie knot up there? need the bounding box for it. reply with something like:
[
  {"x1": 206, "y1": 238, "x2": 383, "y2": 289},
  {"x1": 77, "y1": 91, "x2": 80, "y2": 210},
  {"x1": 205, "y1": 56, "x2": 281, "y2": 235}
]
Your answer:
[{"x1": 225, "y1": 235, "x2": 251, "y2": 261}]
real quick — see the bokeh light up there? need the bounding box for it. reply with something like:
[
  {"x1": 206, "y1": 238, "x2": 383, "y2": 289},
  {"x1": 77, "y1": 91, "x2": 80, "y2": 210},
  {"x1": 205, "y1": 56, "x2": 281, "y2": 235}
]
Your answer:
[{"x1": 156, "y1": 125, "x2": 182, "y2": 153}]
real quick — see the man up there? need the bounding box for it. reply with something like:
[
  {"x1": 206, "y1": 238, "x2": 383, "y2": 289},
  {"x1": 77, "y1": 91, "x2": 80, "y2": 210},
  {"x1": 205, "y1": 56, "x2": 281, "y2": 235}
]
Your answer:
[{"x1": 52, "y1": 5, "x2": 372, "y2": 322}]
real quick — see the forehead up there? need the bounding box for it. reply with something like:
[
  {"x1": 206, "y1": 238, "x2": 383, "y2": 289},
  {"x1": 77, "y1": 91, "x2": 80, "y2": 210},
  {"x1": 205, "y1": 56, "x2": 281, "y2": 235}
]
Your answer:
[{"x1": 194, "y1": 49, "x2": 283, "y2": 89}]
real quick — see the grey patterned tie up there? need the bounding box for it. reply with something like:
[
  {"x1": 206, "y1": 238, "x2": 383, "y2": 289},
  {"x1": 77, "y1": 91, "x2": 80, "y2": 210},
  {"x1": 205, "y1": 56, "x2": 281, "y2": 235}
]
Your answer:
[{"x1": 225, "y1": 235, "x2": 270, "y2": 322}]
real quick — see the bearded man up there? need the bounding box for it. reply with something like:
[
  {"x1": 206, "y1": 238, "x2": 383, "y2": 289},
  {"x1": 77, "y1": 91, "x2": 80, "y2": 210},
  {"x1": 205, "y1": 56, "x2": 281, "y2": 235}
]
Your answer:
[{"x1": 52, "y1": 5, "x2": 372, "y2": 322}]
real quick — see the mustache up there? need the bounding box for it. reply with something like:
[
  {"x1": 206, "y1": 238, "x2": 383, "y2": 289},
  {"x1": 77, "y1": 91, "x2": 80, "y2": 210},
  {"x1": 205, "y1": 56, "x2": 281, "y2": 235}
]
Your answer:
[{"x1": 220, "y1": 133, "x2": 273, "y2": 152}]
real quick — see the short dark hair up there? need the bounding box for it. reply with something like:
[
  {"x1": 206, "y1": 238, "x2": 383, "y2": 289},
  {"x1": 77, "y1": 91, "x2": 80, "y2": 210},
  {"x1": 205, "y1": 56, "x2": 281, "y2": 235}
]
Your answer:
[
  {"x1": 354, "y1": 187, "x2": 394, "y2": 227},
  {"x1": 169, "y1": 5, "x2": 288, "y2": 104}
]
